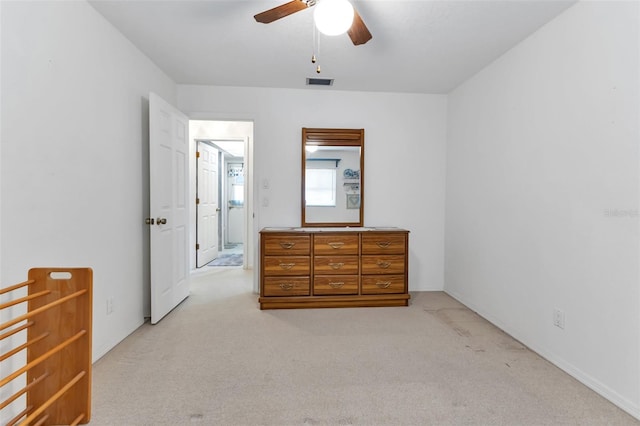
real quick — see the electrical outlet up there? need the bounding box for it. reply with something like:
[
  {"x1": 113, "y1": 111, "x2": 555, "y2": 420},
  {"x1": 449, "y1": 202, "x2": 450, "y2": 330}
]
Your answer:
[
  {"x1": 107, "y1": 297, "x2": 115, "y2": 315},
  {"x1": 553, "y1": 308, "x2": 565, "y2": 329}
]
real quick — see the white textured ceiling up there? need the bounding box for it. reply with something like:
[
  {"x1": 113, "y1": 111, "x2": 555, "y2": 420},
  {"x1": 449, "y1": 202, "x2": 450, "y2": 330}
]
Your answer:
[{"x1": 88, "y1": 0, "x2": 576, "y2": 94}]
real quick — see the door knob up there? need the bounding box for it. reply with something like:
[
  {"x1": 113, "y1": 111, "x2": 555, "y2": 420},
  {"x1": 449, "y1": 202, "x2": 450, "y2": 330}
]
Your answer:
[{"x1": 156, "y1": 218, "x2": 167, "y2": 225}]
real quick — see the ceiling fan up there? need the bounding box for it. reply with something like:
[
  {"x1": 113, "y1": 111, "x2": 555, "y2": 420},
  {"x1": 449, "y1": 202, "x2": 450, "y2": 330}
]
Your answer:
[{"x1": 254, "y1": 0, "x2": 373, "y2": 46}]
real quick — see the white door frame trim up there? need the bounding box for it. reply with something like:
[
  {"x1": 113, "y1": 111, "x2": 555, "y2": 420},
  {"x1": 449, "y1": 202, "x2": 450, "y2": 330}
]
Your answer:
[{"x1": 186, "y1": 119, "x2": 256, "y2": 282}]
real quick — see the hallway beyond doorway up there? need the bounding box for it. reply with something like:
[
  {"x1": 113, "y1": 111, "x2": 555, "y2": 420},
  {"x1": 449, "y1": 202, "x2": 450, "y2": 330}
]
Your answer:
[
  {"x1": 190, "y1": 119, "x2": 254, "y2": 272},
  {"x1": 206, "y1": 244, "x2": 243, "y2": 267}
]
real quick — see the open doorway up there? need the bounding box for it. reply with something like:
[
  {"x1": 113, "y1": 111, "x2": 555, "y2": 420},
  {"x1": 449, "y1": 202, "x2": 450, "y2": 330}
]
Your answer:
[{"x1": 189, "y1": 120, "x2": 254, "y2": 271}]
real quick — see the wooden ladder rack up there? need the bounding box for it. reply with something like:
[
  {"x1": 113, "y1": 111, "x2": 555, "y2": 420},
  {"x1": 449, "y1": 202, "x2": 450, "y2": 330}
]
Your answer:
[{"x1": 1, "y1": 268, "x2": 92, "y2": 426}]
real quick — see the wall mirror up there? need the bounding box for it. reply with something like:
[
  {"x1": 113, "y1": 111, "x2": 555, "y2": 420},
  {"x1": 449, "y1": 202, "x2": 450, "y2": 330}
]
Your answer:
[{"x1": 301, "y1": 128, "x2": 364, "y2": 227}]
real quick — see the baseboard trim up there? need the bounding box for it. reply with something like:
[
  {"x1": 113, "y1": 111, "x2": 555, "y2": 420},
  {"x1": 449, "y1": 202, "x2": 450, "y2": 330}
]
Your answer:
[{"x1": 444, "y1": 289, "x2": 640, "y2": 421}]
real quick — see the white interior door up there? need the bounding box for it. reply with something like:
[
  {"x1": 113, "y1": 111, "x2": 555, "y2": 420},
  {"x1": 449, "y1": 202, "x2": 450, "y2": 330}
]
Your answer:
[
  {"x1": 149, "y1": 93, "x2": 189, "y2": 324},
  {"x1": 196, "y1": 142, "x2": 219, "y2": 267}
]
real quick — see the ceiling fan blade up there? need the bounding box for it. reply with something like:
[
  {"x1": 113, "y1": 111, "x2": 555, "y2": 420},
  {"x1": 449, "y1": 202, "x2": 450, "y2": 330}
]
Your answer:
[
  {"x1": 254, "y1": 0, "x2": 310, "y2": 24},
  {"x1": 347, "y1": 9, "x2": 372, "y2": 46}
]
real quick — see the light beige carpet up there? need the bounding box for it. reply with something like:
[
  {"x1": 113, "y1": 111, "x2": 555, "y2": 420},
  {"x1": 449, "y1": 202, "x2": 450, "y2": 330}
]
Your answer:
[{"x1": 90, "y1": 268, "x2": 638, "y2": 425}]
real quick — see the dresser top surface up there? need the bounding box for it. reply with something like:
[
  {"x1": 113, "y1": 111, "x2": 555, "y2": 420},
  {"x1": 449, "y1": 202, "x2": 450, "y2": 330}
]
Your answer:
[{"x1": 260, "y1": 227, "x2": 409, "y2": 234}]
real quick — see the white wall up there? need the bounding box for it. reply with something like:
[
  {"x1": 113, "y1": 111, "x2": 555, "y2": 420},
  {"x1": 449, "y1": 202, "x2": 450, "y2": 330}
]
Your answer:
[
  {"x1": 1, "y1": 0, "x2": 176, "y2": 371},
  {"x1": 178, "y1": 86, "x2": 448, "y2": 291},
  {"x1": 445, "y1": 1, "x2": 640, "y2": 417}
]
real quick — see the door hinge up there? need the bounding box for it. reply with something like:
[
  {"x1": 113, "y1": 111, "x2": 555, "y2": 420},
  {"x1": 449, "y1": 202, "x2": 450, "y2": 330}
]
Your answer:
[
  {"x1": 196, "y1": 243, "x2": 200, "y2": 250},
  {"x1": 196, "y1": 151, "x2": 200, "y2": 158},
  {"x1": 196, "y1": 198, "x2": 200, "y2": 205}
]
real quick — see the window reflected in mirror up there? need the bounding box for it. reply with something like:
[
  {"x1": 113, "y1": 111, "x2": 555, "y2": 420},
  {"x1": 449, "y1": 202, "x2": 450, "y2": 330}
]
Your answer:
[{"x1": 305, "y1": 167, "x2": 337, "y2": 207}]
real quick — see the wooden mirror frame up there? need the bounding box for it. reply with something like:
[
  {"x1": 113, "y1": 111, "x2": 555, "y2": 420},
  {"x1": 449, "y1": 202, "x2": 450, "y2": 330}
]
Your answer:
[{"x1": 301, "y1": 128, "x2": 364, "y2": 227}]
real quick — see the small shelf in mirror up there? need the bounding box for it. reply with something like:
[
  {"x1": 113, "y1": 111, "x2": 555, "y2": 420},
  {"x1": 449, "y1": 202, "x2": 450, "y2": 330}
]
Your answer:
[{"x1": 307, "y1": 158, "x2": 341, "y2": 167}]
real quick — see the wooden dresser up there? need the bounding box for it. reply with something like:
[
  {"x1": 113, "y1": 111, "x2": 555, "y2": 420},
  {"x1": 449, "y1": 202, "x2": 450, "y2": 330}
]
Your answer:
[{"x1": 259, "y1": 227, "x2": 409, "y2": 309}]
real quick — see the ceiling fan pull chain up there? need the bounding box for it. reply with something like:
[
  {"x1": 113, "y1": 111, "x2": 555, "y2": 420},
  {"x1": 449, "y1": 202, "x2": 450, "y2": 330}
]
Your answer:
[
  {"x1": 311, "y1": 17, "x2": 318, "y2": 68},
  {"x1": 311, "y1": 21, "x2": 320, "y2": 73},
  {"x1": 316, "y1": 29, "x2": 321, "y2": 73}
]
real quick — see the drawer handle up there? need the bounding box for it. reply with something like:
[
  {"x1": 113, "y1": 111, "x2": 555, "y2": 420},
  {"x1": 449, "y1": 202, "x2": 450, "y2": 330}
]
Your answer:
[
  {"x1": 329, "y1": 262, "x2": 344, "y2": 270},
  {"x1": 376, "y1": 281, "x2": 392, "y2": 289},
  {"x1": 279, "y1": 282, "x2": 295, "y2": 290},
  {"x1": 329, "y1": 281, "x2": 345, "y2": 288},
  {"x1": 376, "y1": 260, "x2": 391, "y2": 269},
  {"x1": 328, "y1": 242, "x2": 344, "y2": 249},
  {"x1": 279, "y1": 242, "x2": 296, "y2": 249},
  {"x1": 376, "y1": 241, "x2": 392, "y2": 248},
  {"x1": 279, "y1": 263, "x2": 295, "y2": 270}
]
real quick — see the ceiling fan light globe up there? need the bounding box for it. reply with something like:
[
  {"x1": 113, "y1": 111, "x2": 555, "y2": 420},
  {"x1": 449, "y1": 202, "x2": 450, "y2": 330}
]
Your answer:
[{"x1": 313, "y1": 0, "x2": 354, "y2": 36}]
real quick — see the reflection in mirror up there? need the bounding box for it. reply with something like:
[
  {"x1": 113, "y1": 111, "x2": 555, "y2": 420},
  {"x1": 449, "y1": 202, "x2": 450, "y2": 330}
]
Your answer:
[{"x1": 301, "y1": 128, "x2": 364, "y2": 227}]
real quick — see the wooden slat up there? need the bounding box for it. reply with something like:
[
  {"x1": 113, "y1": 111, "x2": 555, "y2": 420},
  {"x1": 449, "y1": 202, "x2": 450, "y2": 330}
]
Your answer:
[
  {"x1": 0, "y1": 279, "x2": 34, "y2": 296},
  {"x1": 70, "y1": 413, "x2": 86, "y2": 426},
  {"x1": 304, "y1": 128, "x2": 363, "y2": 142},
  {"x1": 30, "y1": 413, "x2": 49, "y2": 426},
  {"x1": 20, "y1": 371, "x2": 86, "y2": 426},
  {"x1": 6, "y1": 405, "x2": 32, "y2": 426},
  {"x1": 0, "y1": 372, "x2": 49, "y2": 411},
  {"x1": 0, "y1": 330, "x2": 86, "y2": 388},
  {"x1": 0, "y1": 289, "x2": 86, "y2": 332},
  {"x1": 0, "y1": 332, "x2": 49, "y2": 363},
  {"x1": 0, "y1": 290, "x2": 51, "y2": 310},
  {"x1": 0, "y1": 321, "x2": 33, "y2": 342}
]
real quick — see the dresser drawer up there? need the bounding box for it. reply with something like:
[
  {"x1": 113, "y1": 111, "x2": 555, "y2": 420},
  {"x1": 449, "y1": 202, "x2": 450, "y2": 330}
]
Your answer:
[
  {"x1": 263, "y1": 277, "x2": 310, "y2": 296},
  {"x1": 263, "y1": 256, "x2": 310, "y2": 276},
  {"x1": 313, "y1": 234, "x2": 359, "y2": 255},
  {"x1": 361, "y1": 233, "x2": 406, "y2": 255},
  {"x1": 263, "y1": 235, "x2": 311, "y2": 255},
  {"x1": 314, "y1": 256, "x2": 359, "y2": 275},
  {"x1": 361, "y1": 275, "x2": 405, "y2": 294},
  {"x1": 361, "y1": 255, "x2": 405, "y2": 275},
  {"x1": 313, "y1": 275, "x2": 359, "y2": 295}
]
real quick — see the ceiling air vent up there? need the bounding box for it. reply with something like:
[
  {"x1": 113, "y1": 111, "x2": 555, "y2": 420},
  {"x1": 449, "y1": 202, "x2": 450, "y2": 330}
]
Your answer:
[{"x1": 306, "y1": 78, "x2": 334, "y2": 86}]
